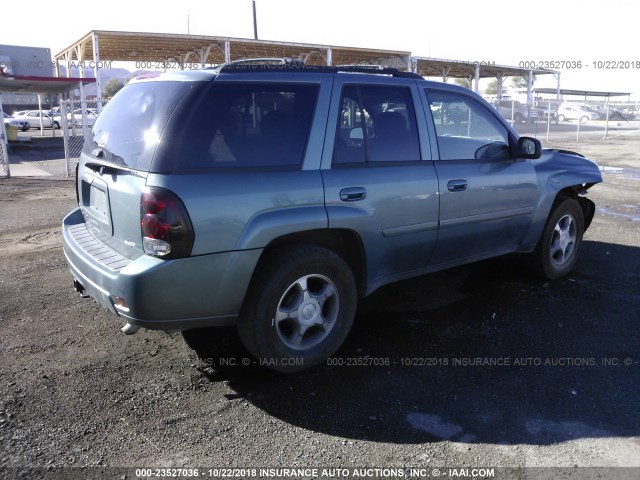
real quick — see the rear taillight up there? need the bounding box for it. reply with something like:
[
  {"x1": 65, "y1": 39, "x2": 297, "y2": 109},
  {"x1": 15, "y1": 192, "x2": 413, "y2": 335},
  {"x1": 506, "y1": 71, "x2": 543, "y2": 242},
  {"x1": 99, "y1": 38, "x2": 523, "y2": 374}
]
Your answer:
[{"x1": 140, "y1": 187, "x2": 194, "y2": 258}]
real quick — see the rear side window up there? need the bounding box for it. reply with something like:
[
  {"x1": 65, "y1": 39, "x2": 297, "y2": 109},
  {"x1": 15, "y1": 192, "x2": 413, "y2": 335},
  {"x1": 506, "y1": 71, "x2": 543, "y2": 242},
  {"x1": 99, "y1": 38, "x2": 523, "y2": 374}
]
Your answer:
[
  {"x1": 84, "y1": 81, "x2": 191, "y2": 170},
  {"x1": 164, "y1": 83, "x2": 319, "y2": 171},
  {"x1": 333, "y1": 84, "x2": 421, "y2": 165}
]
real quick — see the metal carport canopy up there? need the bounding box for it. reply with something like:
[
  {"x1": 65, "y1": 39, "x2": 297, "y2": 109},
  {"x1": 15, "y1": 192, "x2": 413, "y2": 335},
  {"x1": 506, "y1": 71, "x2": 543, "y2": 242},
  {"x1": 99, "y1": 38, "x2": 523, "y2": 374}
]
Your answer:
[
  {"x1": 413, "y1": 57, "x2": 557, "y2": 79},
  {"x1": 0, "y1": 75, "x2": 95, "y2": 95},
  {"x1": 54, "y1": 30, "x2": 412, "y2": 67},
  {"x1": 533, "y1": 87, "x2": 630, "y2": 100}
]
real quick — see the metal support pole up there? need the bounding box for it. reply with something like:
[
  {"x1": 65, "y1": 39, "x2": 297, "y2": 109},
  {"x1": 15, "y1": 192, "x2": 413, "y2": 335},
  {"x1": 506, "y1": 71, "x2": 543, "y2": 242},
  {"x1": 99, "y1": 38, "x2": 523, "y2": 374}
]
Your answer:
[
  {"x1": 326, "y1": 47, "x2": 332, "y2": 66},
  {"x1": 473, "y1": 64, "x2": 480, "y2": 93},
  {"x1": 60, "y1": 96, "x2": 71, "y2": 178},
  {"x1": 604, "y1": 103, "x2": 610, "y2": 140},
  {"x1": 511, "y1": 100, "x2": 515, "y2": 124},
  {"x1": 496, "y1": 76, "x2": 503, "y2": 102},
  {"x1": 526, "y1": 70, "x2": 533, "y2": 123},
  {"x1": 224, "y1": 40, "x2": 231, "y2": 63},
  {"x1": 576, "y1": 117, "x2": 581, "y2": 142},
  {"x1": 546, "y1": 101, "x2": 551, "y2": 142},
  {"x1": 38, "y1": 94, "x2": 44, "y2": 136},
  {"x1": 50, "y1": 95, "x2": 56, "y2": 139},
  {"x1": 252, "y1": 0, "x2": 258, "y2": 40},
  {"x1": 0, "y1": 93, "x2": 10, "y2": 179},
  {"x1": 92, "y1": 34, "x2": 103, "y2": 113}
]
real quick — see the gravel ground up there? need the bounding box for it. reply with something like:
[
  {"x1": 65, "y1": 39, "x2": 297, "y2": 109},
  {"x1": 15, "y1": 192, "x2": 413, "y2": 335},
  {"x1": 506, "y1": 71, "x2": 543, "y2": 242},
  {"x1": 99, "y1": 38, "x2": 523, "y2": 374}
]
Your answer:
[{"x1": 0, "y1": 137, "x2": 639, "y2": 479}]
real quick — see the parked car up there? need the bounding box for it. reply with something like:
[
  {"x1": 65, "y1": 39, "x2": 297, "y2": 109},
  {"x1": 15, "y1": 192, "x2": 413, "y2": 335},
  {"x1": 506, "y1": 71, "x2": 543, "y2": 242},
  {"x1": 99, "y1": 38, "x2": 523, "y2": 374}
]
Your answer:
[
  {"x1": 62, "y1": 62, "x2": 602, "y2": 373},
  {"x1": 557, "y1": 104, "x2": 599, "y2": 122},
  {"x1": 71, "y1": 108, "x2": 98, "y2": 126},
  {"x1": 494, "y1": 100, "x2": 540, "y2": 124},
  {"x1": 3, "y1": 112, "x2": 29, "y2": 131},
  {"x1": 12, "y1": 110, "x2": 60, "y2": 129}
]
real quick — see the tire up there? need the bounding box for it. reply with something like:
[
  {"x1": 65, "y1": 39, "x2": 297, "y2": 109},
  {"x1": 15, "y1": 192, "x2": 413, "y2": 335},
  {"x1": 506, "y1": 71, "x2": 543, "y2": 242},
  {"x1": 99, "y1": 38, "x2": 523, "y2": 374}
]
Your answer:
[
  {"x1": 557, "y1": 114, "x2": 566, "y2": 122},
  {"x1": 514, "y1": 113, "x2": 524, "y2": 123},
  {"x1": 529, "y1": 197, "x2": 584, "y2": 280},
  {"x1": 580, "y1": 116, "x2": 589, "y2": 123},
  {"x1": 238, "y1": 245, "x2": 357, "y2": 373},
  {"x1": 53, "y1": 121, "x2": 60, "y2": 129}
]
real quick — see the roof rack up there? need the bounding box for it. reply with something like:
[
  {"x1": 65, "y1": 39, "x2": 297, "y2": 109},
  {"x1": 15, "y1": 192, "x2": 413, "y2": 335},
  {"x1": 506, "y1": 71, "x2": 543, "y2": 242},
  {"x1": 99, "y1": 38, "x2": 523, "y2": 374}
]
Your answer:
[{"x1": 215, "y1": 58, "x2": 422, "y2": 79}]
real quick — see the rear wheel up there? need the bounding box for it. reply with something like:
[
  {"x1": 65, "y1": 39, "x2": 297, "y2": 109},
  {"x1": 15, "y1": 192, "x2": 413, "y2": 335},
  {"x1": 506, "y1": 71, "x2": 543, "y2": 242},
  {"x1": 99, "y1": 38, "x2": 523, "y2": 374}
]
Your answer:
[
  {"x1": 238, "y1": 245, "x2": 357, "y2": 373},
  {"x1": 53, "y1": 121, "x2": 60, "y2": 129},
  {"x1": 558, "y1": 114, "x2": 566, "y2": 122},
  {"x1": 529, "y1": 197, "x2": 584, "y2": 279},
  {"x1": 580, "y1": 116, "x2": 589, "y2": 123},
  {"x1": 514, "y1": 112, "x2": 524, "y2": 123}
]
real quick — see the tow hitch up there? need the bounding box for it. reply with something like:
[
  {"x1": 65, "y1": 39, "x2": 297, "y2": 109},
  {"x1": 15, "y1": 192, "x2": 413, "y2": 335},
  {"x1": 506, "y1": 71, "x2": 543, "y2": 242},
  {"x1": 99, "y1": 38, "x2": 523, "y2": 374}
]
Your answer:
[{"x1": 73, "y1": 279, "x2": 89, "y2": 298}]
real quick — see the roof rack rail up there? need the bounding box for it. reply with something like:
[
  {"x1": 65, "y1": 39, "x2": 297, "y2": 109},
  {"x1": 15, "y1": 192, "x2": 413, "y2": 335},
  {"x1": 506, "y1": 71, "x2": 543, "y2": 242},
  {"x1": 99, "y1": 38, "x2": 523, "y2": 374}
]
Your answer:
[
  {"x1": 214, "y1": 57, "x2": 306, "y2": 71},
  {"x1": 215, "y1": 59, "x2": 422, "y2": 79}
]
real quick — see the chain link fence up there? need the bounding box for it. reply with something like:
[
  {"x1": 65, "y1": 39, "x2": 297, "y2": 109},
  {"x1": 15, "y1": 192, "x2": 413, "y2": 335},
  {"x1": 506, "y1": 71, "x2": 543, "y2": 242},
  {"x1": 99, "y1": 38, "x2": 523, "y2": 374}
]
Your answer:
[
  {"x1": 490, "y1": 99, "x2": 640, "y2": 143},
  {"x1": 61, "y1": 99, "x2": 107, "y2": 176}
]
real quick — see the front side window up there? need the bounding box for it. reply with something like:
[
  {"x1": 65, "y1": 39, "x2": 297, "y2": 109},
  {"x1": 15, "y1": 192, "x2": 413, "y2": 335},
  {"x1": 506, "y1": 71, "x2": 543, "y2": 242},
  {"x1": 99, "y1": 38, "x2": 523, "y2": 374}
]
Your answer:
[
  {"x1": 333, "y1": 85, "x2": 421, "y2": 164},
  {"x1": 427, "y1": 90, "x2": 511, "y2": 161}
]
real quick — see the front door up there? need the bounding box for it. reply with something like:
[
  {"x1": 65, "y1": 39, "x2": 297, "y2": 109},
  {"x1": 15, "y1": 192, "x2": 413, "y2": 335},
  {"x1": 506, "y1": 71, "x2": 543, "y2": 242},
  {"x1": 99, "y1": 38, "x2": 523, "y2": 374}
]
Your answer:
[{"x1": 423, "y1": 89, "x2": 539, "y2": 267}]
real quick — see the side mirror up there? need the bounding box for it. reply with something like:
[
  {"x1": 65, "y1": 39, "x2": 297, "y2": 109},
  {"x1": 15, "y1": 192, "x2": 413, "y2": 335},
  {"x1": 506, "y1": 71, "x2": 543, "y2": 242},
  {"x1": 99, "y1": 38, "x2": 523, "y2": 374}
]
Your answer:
[{"x1": 516, "y1": 136, "x2": 542, "y2": 159}]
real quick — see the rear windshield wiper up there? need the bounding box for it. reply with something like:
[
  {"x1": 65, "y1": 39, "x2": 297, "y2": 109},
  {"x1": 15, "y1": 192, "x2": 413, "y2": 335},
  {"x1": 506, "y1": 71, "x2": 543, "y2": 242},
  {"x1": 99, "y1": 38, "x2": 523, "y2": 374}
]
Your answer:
[{"x1": 84, "y1": 147, "x2": 132, "y2": 174}]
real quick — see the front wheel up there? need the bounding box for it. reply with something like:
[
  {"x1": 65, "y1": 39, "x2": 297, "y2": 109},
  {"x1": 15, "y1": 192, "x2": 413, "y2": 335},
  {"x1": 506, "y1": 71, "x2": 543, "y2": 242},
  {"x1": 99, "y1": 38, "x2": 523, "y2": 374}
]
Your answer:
[
  {"x1": 238, "y1": 245, "x2": 357, "y2": 373},
  {"x1": 580, "y1": 116, "x2": 589, "y2": 123},
  {"x1": 528, "y1": 197, "x2": 585, "y2": 279},
  {"x1": 53, "y1": 121, "x2": 60, "y2": 129},
  {"x1": 557, "y1": 114, "x2": 566, "y2": 122}
]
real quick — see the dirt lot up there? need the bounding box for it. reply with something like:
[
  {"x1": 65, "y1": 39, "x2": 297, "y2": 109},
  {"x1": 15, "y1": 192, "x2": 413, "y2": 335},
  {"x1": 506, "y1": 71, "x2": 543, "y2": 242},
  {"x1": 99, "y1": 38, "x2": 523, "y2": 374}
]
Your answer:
[{"x1": 0, "y1": 136, "x2": 639, "y2": 479}]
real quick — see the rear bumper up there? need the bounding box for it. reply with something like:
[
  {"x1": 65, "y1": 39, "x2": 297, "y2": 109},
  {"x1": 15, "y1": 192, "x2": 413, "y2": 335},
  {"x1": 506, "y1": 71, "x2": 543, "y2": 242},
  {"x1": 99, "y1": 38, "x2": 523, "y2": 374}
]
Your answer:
[{"x1": 62, "y1": 208, "x2": 262, "y2": 331}]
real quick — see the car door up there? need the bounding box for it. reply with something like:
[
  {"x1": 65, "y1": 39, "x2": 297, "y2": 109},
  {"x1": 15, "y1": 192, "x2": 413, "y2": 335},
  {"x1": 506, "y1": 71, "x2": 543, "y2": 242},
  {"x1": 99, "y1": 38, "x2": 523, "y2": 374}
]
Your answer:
[
  {"x1": 321, "y1": 76, "x2": 440, "y2": 294},
  {"x1": 422, "y1": 88, "x2": 538, "y2": 267},
  {"x1": 26, "y1": 111, "x2": 40, "y2": 128}
]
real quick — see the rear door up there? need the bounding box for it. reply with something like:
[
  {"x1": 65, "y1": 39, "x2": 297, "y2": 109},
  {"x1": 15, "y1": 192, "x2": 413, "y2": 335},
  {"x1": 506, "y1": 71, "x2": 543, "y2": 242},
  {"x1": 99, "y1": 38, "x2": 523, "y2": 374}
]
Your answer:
[
  {"x1": 422, "y1": 88, "x2": 538, "y2": 267},
  {"x1": 321, "y1": 76, "x2": 440, "y2": 293},
  {"x1": 78, "y1": 80, "x2": 194, "y2": 258}
]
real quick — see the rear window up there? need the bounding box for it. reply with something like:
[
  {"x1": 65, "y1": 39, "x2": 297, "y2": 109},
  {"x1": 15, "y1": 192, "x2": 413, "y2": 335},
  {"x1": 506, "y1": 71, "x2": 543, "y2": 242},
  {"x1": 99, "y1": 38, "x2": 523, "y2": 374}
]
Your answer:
[
  {"x1": 156, "y1": 82, "x2": 319, "y2": 172},
  {"x1": 83, "y1": 81, "x2": 192, "y2": 170}
]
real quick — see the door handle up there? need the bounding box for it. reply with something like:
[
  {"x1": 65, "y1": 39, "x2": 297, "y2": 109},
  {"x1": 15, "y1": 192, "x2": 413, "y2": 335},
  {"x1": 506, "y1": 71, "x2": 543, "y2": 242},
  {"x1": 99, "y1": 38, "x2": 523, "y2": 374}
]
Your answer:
[
  {"x1": 340, "y1": 187, "x2": 367, "y2": 202},
  {"x1": 447, "y1": 179, "x2": 468, "y2": 192}
]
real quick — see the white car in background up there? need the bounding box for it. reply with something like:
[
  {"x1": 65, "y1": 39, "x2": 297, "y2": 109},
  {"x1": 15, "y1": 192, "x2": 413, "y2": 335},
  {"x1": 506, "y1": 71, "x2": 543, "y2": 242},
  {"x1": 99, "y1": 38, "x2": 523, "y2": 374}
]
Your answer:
[
  {"x1": 12, "y1": 110, "x2": 61, "y2": 129},
  {"x1": 557, "y1": 104, "x2": 599, "y2": 123},
  {"x1": 3, "y1": 112, "x2": 30, "y2": 131},
  {"x1": 53, "y1": 108, "x2": 98, "y2": 129}
]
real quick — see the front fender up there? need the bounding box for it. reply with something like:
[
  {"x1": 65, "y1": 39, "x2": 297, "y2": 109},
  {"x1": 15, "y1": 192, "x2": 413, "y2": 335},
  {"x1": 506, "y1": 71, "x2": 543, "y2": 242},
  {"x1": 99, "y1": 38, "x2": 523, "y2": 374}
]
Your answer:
[{"x1": 520, "y1": 150, "x2": 602, "y2": 247}]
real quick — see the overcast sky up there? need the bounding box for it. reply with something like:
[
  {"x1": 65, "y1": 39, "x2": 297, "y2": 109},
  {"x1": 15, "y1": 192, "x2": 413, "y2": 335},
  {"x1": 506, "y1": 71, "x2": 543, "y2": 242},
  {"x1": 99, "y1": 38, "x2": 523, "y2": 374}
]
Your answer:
[{"x1": 2, "y1": 0, "x2": 639, "y2": 95}]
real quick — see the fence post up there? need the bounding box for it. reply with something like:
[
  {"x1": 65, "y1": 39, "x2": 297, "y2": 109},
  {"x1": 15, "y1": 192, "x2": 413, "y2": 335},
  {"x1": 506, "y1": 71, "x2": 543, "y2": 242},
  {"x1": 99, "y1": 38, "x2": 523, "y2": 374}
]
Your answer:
[
  {"x1": 546, "y1": 101, "x2": 551, "y2": 142},
  {"x1": 61, "y1": 99, "x2": 71, "y2": 178},
  {"x1": 0, "y1": 94, "x2": 10, "y2": 178},
  {"x1": 604, "y1": 105, "x2": 610, "y2": 140}
]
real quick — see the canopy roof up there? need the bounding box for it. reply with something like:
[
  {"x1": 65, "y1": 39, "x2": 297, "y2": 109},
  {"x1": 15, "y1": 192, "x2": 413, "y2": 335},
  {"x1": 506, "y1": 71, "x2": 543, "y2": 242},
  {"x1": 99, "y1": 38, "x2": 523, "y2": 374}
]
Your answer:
[
  {"x1": 534, "y1": 87, "x2": 630, "y2": 98},
  {"x1": 413, "y1": 57, "x2": 558, "y2": 79},
  {"x1": 0, "y1": 75, "x2": 95, "y2": 94},
  {"x1": 55, "y1": 30, "x2": 412, "y2": 67}
]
